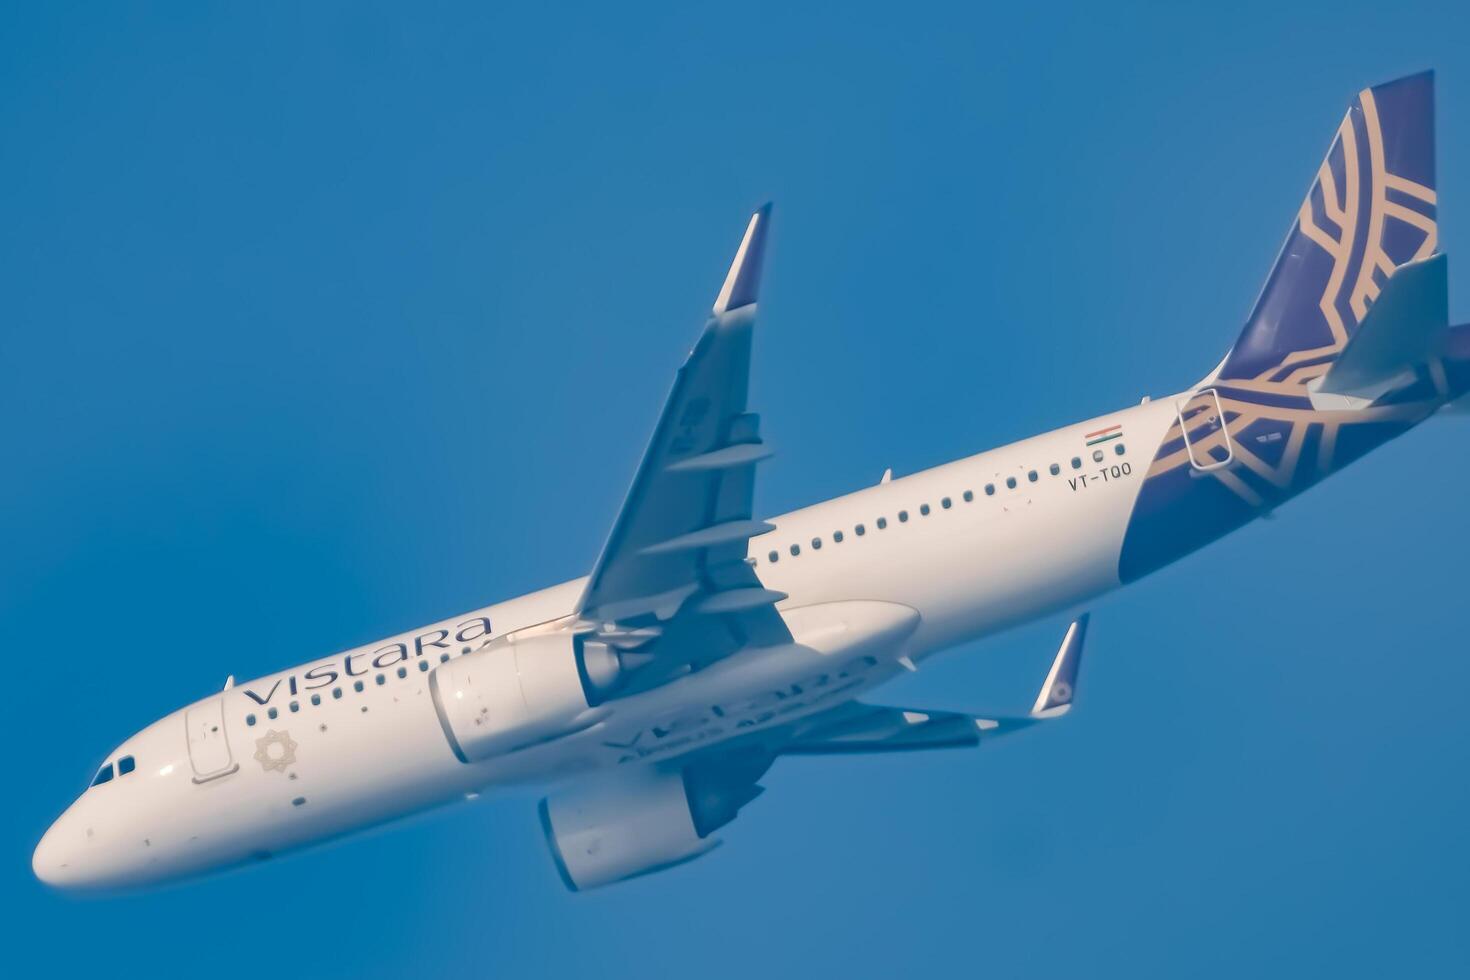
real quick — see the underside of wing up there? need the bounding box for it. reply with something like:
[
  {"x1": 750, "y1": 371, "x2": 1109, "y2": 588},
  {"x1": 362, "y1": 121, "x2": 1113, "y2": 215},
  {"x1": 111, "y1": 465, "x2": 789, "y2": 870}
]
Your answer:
[
  {"x1": 776, "y1": 614, "x2": 1089, "y2": 755},
  {"x1": 533, "y1": 617, "x2": 1091, "y2": 891},
  {"x1": 780, "y1": 703, "x2": 1033, "y2": 754},
  {"x1": 575, "y1": 206, "x2": 790, "y2": 679}
]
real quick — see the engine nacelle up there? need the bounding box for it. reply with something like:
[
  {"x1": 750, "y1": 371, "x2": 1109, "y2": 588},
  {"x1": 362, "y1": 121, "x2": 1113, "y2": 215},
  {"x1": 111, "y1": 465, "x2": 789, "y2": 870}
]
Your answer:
[
  {"x1": 429, "y1": 631, "x2": 620, "y2": 762},
  {"x1": 539, "y1": 762, "x2": 767, "y2": 891}
]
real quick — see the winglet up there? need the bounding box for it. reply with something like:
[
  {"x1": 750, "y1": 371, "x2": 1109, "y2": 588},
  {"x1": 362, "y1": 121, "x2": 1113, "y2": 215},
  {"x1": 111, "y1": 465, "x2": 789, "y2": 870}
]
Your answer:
[
  {"x1": 712, "y1": 203, "x2": 772, "y2": 314},
  {"x1": 1031, "y1": 614, "x2": 1088, "y2": 718}
]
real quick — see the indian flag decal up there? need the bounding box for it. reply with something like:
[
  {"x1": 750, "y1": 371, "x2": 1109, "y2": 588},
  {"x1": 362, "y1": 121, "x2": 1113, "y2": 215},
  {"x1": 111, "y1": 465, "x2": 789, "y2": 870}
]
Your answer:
[{"x1": 1085, "y1": 424, "x2": 1122, "y2": 446}]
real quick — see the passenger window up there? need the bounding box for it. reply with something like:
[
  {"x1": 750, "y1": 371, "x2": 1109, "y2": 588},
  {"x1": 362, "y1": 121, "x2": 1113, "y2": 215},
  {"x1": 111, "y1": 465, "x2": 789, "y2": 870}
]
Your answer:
[
  {"x1": 898, "y1": 510, "x2": 909, "y2": 522},
  {"x1": 833, "y1": 530, "x2": 844, "y2": 543},
  {"x1": 246, "y1": 713, "x2": 257, "y2": 726},
  {"x1": 877, "y1": 517, "x2": 888, "y2": 529},
  {"x1": 376, "y1": 674, "x2": 386, "y2": 686},
  {"x1": 267, "y1": 707, "x2": 279, "y2": 720},
  {"x1": 941, "y1": 497, "x2": 951, "y2": 509},
  {"x1": 1072, "y1": 457, "x2": 1082, "y2": 469},
  {"x1": 855, "y1": 524, "x2": 866, "y2": 536},
  {"x1": 419, "y1": 659, "x2": 430, "y2": 672},
  {"x1": 811, "y1": 537, "x2": 822, "y2": 550},
  {"x1": 440, "y1": 652, "x2": 450, "y2": 663},
  {"x1": 289, "y1": 700, "x2": 300, "y2": 713},
  {"x1": 91, "y1": 764, "x2": 114, "y2": 787},
  {"x1": 985, "y1": 484, "x2": 995, "y2": 496},
  {"x1": 311, "y1": 693, "x2": 322, "y2": 706},
  {"x1": 1028, "y1": 470, "x2": 1038, "y2": 482},
  {"x1": 1049, "y1": 463, "x2": 1060, "y2": 475},
  {"x1": 117, "y1": 756, "x2": 135, "y2": 776},
  {"x1": 397, "y1": 666, "x2": 408, "y2": 679},
  {"x1": 963, "y1": 490, "x2": 973, "y2": 502},
  {"x1": 790, "y1": 543, "x2": 801, "y2": 556},
  {"x1": 1115, "y1": 443, "x2": 1126, "y2": 455},
  {"x1": 768, "y1": 550, "x2": 779, "y2": 563},
  {"x1": 919, "y1": 504, "x2": 930, "y2": 516},
  {"x1": 1093, "y1": 449, "x2": 1104, "y2": 462},
  {"x1": 332, "y1": 687, "x2": 343, "y2": 699},
  {"x1": 354, "y1": 680, "x2": 365, "y2": 693},
  {"x1": 1006, "y1": 477, "x2": 1017, "y2": 489}
]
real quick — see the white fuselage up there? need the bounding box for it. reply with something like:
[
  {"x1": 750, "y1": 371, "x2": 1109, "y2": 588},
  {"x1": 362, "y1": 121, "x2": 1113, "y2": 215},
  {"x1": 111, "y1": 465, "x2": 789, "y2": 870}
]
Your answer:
[{"x1": 33, "y1": 397, "x2": 1181, "y2": 889}]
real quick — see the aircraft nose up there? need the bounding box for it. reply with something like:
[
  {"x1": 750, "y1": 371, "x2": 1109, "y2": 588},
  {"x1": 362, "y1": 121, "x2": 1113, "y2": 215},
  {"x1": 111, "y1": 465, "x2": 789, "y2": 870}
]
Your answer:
[
  {"x1": 33, "y1": 804, "x2": 102, "y2": 890},
  {"x1": 32, "y1": 819, "x2": 74, "y2": 887}
]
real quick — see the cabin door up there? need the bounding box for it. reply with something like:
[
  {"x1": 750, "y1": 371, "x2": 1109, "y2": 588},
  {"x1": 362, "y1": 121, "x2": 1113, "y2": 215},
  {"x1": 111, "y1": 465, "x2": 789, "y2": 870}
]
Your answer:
[
  {"x1": 1176, "y1": 388, "x2": 1234, "y2": 471},
  {"x1": 184, "y1": 698, "x2": 238, "y2": 783}
]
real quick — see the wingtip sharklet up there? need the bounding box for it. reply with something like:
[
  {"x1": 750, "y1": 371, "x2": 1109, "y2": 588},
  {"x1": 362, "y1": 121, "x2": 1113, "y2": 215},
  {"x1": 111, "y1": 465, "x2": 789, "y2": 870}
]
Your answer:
[
  {"x1": 713, "y1": 203, "x2": 772, "y2": 315},
  {"x1": 1031, "y1": 613, "x2": 1088, "y2": 717}
]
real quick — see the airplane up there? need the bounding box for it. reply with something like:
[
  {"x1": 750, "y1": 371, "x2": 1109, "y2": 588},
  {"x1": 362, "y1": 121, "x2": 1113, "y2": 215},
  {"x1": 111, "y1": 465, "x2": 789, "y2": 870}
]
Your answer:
[{"x1": 34, "y1": 71, "x2": 1465, "y2": 892}]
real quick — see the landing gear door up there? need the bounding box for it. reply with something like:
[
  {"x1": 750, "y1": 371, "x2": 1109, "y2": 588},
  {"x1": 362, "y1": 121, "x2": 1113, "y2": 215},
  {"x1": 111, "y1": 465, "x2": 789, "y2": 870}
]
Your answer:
[
  {"x1": 184, "y1": 698, "x2": 238, "y2": 783},
  {"x1": 1176, "y1": 388, "x2": 1234, "y2": 471}
]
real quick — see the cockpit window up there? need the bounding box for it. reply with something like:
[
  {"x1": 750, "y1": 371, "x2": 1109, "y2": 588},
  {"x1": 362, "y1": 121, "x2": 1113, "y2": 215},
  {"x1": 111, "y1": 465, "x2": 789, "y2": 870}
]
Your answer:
[
  {"x1": 118, "y1": 755, "x2": 136, "y2": 776},
  {"x1": 91, "y1": 763, "x2": 114, "y2": 787}
]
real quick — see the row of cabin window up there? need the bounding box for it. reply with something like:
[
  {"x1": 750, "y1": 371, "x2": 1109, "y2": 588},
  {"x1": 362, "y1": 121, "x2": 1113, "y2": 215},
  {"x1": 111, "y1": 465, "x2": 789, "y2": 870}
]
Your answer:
[
  {"x1": 990, "y1": 443, "x2": 1127, "y2": 491},
  {"x1": 762, "y1": 442, "x2": 1126, "y2": 564},
  {"x1": 245, "y1": 648, "x2": 467, "y2": 727},
  {"x1": 90, "y1": 754, "x2": 136, "y2": 787}
]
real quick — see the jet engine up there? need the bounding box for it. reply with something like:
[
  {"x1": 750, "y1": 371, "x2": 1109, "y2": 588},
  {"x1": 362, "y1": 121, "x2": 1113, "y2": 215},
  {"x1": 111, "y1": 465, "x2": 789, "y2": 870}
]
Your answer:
[
  {"x1": 539, "y1": 756, "x2": 770, "y2": 891},
  {"x1": 429, "y1": 632, "x2": 621, "y2": 762}
]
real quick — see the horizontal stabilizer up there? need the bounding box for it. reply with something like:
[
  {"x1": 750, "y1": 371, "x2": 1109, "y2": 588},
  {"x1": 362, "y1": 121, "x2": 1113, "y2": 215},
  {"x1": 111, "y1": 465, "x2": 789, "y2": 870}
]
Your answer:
[{"x1": 1313, "y1": 254, "x2": 1448, "y2": 403}]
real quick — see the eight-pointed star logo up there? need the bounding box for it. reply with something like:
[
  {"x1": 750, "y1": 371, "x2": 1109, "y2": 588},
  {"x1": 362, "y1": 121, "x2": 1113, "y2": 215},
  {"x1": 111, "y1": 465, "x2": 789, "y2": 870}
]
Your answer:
[{"x1": 253, "y1": 730, "x2": 298, "y2": 773}]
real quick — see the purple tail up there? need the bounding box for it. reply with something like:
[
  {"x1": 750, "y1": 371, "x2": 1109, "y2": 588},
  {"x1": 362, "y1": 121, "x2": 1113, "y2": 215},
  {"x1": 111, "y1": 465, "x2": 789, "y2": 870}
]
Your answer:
[{"x1": 1218, "y1": 72, "x2": 1437, "y2": 387}]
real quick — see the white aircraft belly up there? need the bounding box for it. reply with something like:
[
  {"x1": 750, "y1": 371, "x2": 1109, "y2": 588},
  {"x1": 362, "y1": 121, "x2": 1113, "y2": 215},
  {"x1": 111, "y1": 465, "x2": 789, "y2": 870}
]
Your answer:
[
  {"x1": 66, "y1": 399, "x2": 1188, "y2": 883},
  {"x1": 756, "y1": 398, "x2": 1182, "y2": 655},
  {"x1": 146, "y1": 399, "x2": 1181, "y2": 863}
]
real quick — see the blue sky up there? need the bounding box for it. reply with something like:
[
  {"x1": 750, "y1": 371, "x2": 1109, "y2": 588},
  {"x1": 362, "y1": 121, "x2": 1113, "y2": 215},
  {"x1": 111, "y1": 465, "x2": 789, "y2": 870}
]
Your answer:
[{"x1": 5, "y1": 2, "x2": 1470, "y2": 976}]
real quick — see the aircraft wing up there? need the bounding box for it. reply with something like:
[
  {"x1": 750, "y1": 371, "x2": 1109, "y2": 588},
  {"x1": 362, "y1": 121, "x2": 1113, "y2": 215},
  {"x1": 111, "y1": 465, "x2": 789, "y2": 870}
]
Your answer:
[
  {"x1": 537, "y1": 616, "x2": 1090, "y2": 890},
  {"x1": 574, "y1": 205, "x2": 791, "y2": 670},
  {"x1": 780, "y1": 614, "x2": 1089, "y2": 754}
]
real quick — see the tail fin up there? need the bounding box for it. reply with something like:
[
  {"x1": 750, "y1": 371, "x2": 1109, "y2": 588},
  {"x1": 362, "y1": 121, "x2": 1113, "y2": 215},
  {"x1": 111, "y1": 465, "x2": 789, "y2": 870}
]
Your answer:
[{"x1": 1217, "y1": 72, "x2": 1438, "y2": 386}]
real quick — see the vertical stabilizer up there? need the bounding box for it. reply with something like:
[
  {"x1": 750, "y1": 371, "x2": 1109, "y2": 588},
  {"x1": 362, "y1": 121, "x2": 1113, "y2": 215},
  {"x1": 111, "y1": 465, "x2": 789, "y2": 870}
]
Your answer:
[{"x1": 1219, "y1": 72, "x2": 1437, "y2": 387}]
